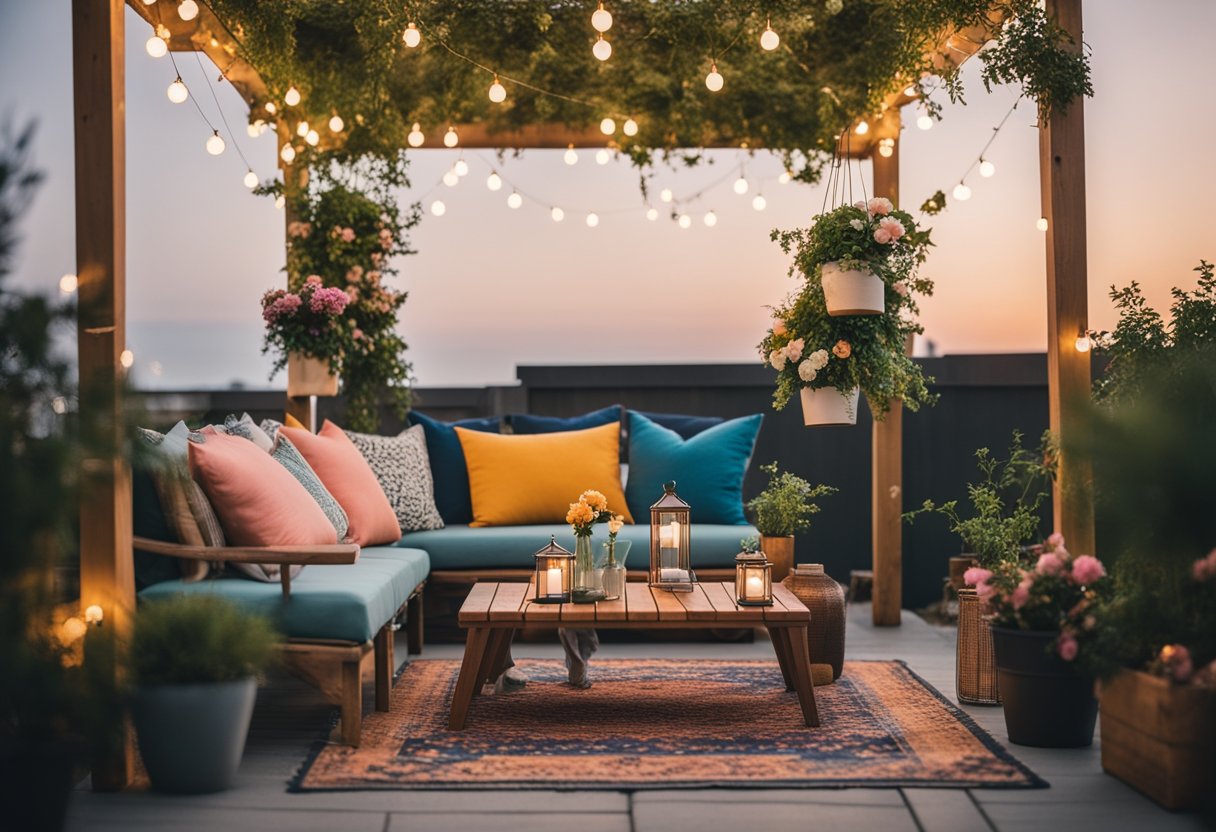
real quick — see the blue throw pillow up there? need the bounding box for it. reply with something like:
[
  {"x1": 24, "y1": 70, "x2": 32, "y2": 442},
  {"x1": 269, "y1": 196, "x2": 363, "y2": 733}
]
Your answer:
[
  {"x1": 630, "y1": 410, "x2": 724, "y2": 440},
  {"x1": 510, "y1": 405, "x2": 622, "y2": 435},
  {"x1": 625, "y1": 412, "x2": 763, "y2": 525},
  {"x1": 408, "y1": 410, "x2": 501, "y2": 525}
]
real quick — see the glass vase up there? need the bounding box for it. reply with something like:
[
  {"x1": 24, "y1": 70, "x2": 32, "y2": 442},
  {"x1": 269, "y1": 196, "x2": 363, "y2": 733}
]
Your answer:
[
  {"x1": 599, "y1": 539, "x2": 631, "y2": 602},
  {"x1": 571, "y1": 533, "x2": 605, "y2": 603}
]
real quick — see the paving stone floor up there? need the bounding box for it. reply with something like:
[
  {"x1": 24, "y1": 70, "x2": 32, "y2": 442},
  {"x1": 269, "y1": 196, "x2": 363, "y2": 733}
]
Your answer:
[{"x1": 67, "y1": 603, "x2": 1209, "y2": 832}]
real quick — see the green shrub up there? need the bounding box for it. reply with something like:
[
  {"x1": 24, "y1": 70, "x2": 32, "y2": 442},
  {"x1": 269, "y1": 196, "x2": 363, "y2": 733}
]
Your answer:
[
  {"x1": 131, "y1": 596, "x2": 278, "y2": 687},
  {"x1": 746, "y1": 462, "x2": 837, "y2": 537}
]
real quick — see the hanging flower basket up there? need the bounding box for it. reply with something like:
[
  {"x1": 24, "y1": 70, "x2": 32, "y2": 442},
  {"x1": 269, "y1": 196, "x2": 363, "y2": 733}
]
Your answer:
[
  {"x1": 262, "y1": 276, "x2": 350, "y2": 400},
  {"x1": 286, "y1": 352, "x2": 339, "y2": 397},
  {"x1": 799, "y1": 386, "x2": 859, "y2": 426},
  {"x1": 821, "y1": 261, "x2": 885, "y2": 316}
]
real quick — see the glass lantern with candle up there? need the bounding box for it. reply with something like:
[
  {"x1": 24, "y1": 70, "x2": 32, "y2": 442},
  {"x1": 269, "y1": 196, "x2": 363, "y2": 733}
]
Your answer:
[
  {"x1": 735, "y1": 550, "x2": 774, "y2": 606},
  {"x1": 649, "y1": 481, "x2": 694, "y2": 592},
  {"x1": 533, "y1": 536, "x2": 574, "y2": 603}
]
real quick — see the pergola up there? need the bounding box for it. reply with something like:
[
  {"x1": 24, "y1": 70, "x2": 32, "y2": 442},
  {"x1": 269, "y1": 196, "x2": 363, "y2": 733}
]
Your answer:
[{"x1": 71, "y1": 0, "x2": 1092, "y2": 787}]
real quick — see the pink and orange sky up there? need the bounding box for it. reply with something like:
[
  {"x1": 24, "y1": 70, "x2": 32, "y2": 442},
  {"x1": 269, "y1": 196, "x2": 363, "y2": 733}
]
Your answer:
[{"x1": 3, "y1": 1, "x2": 1214, "y2": 388}]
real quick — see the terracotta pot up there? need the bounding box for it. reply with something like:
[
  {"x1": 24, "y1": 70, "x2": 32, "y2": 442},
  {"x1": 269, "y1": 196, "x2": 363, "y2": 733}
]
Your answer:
[
  {"x1": 799, "y1": 386, "x2": 859, "y2": 426},
  {"x1": 821, "y1": 261, "x2": 884, "y2": 316},
  {"x1": 781, "y1": 563, "x2": 846, "y2": 682},
  {"x1": 991, "y1": 627, "x2": 1097, "y2": 748},
  {"x1": 287, "y1": 352, "x2": 339, "y2": 397},
  {"x1": 759, "y1": 535, "x2": 794, "y2": 582},
  {"x1": 1100, "y1": 669, "x2": 1216, "y2": 809}
]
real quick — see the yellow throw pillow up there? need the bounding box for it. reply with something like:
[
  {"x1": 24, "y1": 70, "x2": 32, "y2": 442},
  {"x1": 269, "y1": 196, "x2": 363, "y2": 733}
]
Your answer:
[
  {"x1": 284, "y1": 412, "x2": 307, "y2": 429},
  {"x1": 454, "y1": 423, "x2": 634, "y2": 527}
]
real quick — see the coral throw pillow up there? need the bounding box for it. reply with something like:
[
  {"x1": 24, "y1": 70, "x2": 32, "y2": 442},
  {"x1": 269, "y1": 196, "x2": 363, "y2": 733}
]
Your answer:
[
  {"x1": 454, "y1": 423, "x2": 633, "y2": 527},
  {"x1": 187, "y1": 429, "x2": 337, "y2": 547},
  {"x1": 280, "y1": 420, "x2": 402, "y2": 546}
]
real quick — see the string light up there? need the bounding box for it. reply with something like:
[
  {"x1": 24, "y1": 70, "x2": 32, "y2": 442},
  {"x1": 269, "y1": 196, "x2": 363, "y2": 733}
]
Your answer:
[
  {"x1": 760, "y1": 20, "x2": 780, "y2": 51},
  {"x1": 1036, "y1": 217, "x2": 1049, "y2": 231},
  {"x1": 246, "y1": 121, "x2": 262, "y2": 138},
  {"x1": 593, "y1": 34, "x2": 612, "y2": 62},
  {"x1": 145, "y1": 33, "x2": 168, "y2": 58},
  {"x1": 119, "y1": 350, "x2": 134, "y2": 369},
  {"x1": 659, "y1": 188, "x2": 673, "y2": 203},
  {"x1": 454, "y1": 159, "x2": 470, "y2": 177},
  {"x1": 443, "y1": 169, "x2": 459, "y2": 187},
  {"x1": 623, "y1": 118, "x2": 639, "y2": 137},
  {"x1": 59, "y1": 274, "x2": 78, "y2": 294},
  {"x1": 329, "y1": 114, "x2": 344, "y2": 133},
  {"x1": 703, "y1": 210, "x2": 717, "y2": 227},
  {"x1": 403, "y1": 23, "x2": 421, "y2": 48},
  {"x1": 305, "y1": 129, "x2": 320, "y2": 146},
  {"x1": 595, "y1": 149, "x2": 610, "y2": 165},
  {"x1": 284, "y1": 86, "x2": 301, "y2": 107},
  {"x1": 564, "y1": 145, "x2": 579, "y2": 165},
  {"x1": 600, "y1": 117, "x2": 616, "y2": 135},
  {"x1": 280, "y1": 145, "x2": 296, "y2": 163},
  {"x1": 953, "y1": 182, "x2": 972, "y2": 201},
  {"x1": 205, "y1": 130, "x2": 225, "y2": 155},
  {"x1": 551, "y1": 207, "x2": 565, "y2": 222},
  {"x1": 408, "y1": 123, "x2": 425, "y2": 147},
  {"x1": 855, "y1": 119, "x2": 870, "y2": 135},
  {"x1": 177, "y1": 0, "x2": 198, "y2": 21},
  {"x1": 979, "y1": 158, "x2": 996, "y2": 178},
  {"x1": 778, "y1": 171, "x2": 792, "y2": 185},
  {"x1": 586, "y1": 212, "x2": 599, "y2": 227},
  {"x1": 878, "y1": 137, "x2": 895, "y2": 158},
  {"x1": 705, "y1": 62, "x2": 724, "y2": 92},
  {"x1": 507, "y1": 191, "x2": 523, "y2": 209},
  {"x1": 486, "y1": 171, "x2": 503, "y2": 191},
  {"x1": 917, "y1": 111, "x2": 934, "y2": 130},
  {"x1": 904, "y1": 85, "x2": 917, "y2": 97},
  {"x1": 443, "y1": 126, "x2": 459, "y2": 147},
  {"x1": 733, "y1": 175, "x2": 749, "y2": 195},
  {"x1": 84, "y1": 604, "x2": 105, "y2": 625},
  {"x1": 752, "y1": 194, "x2": 767, "y2": 211},
  {"x1": 1074, "y1": 331, "x2": 1092, "y2": 353},
  {"x1": 646, "y1": 207, "x2": 659, "y2": 221},
  {"x1": 678, "y1": 213, "x2": 692, "y2": 229},
  {"x1": 296, "y1": 121, "x2": 309, "y2": 137},
  {"x1": 167, "y1": 76, "x2": 188, "y2": 103},
  {"x1": 243, "y1": 170, "x2": 258, "y2": 188},
  {"x1": 430, "y1": 200, "x2": 446, "y2": 216},
  {"x1": 488, "y1": 75, "x2": 507, "y2": 103},
  {"x1": 591, "y1": 2, "x2": 613, "y2": 32},
  {"x1": 264, "y1": 101, "x2": 277, "y2": 115},
  {"x1": 274, "y1": 195, "x2": 285, "y2": 209}
]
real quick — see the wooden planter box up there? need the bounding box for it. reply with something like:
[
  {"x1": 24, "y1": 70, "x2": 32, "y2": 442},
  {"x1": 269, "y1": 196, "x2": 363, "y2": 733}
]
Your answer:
[{"x1": 1100, "y1": 669, "x2": 1216, "y2": 810}]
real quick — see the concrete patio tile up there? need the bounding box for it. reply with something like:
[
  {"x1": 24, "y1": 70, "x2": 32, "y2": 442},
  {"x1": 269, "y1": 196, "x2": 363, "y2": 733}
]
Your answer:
[
  {"x1": 387, "y1": 812, "x2": 633, "y2": 832},
  {"x1": 632, "y1": 799, "x2": 918, "y2": 832},
  {"x1": 903, "y1": 789, "x2": 994, "y2": 831},
  {"x1": 977, "y1": 799, "x2": 1208, "y2": 832},
  {"x1": 66, "y1": 804, "x2": 387, "y2": 832},
  {"x1": 631, "y1": 787, "x2": 904, "y2": 805}
]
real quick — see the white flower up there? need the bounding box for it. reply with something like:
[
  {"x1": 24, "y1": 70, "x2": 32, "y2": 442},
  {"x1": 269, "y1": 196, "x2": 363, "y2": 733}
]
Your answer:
[
  {"x1": 798, "y1": 360, "x2": 818, "y2": 382},
  {"x1": 769, "y1": 349, "x2": 788, "y2": 371},
  {"x1": 810, "y1": 348, "x2": 830, "y2": 370},
  {"x1": 849, "y1": 218, "x2": 864, "y2": 231}
]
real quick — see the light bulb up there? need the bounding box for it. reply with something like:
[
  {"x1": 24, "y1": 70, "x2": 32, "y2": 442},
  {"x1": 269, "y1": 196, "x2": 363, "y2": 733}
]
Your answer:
[
  {"x1": 84, "y1": 604, "x2": 105, "y2": 624},
  {"x1": 596, "y1": 149, "x2": 610, "y2": 165},
  {"x1": 778, "y1": 171, "x2": 792, "y2": 185},
  {"x1": 296, "y1": 121, "x2": 309, "y2": 137},
  {"x1": 623, "y1": 118, "x2": 638, "y2": 137},
  {"x1": 904, "y1": 85, "x2": 917, "y2": 97},
  {"x1": 855, "y1": 119, "x2": 870, "y2": 135},
  {"x1": 145, "y1": 35, "x2": 168, "y2": 58},
  {"x1": 646, "y1": 207, "x2": 659, "y2": 221},
  {"x1": 243, "y1": 170, "x2": 258, "y2": 189},
  {"x1": 953, "y1": 182, "x2": 972, "y2": 201},
  {"x1": 284, "y1": 86, "x2": 301, "y2": 107},
  {"x1": 443, "y1": 127, "x2": 458, "y2": 147},
  {"x1": 408, "y1": 123, "x2": 425, "y2": 147},
  {"x1": 443, "y1": 170, "x2": 459, "y2": 187},
  {"x1": 979, "y1": 159, "x2": 996, "y2": 178},
  {"x1": 659, "y1": 188, "x2": 673, "y2": 203},
  {"x1": 62, "y1": 617, "x2": 87, "y2": 643},
  {"x1": 703, "y1": 210, "x2": 717, "y2": 227},
  {"x1": 274, "y1": 195, "x2": 285, "y2": 209},
  {"x1": 507, "y1": 191, "x2": 523, "y2": 209},
  {"x1": 586, "y1": 212, "x2": 599, "y2": 227},
  {"x1": 167, "y1": 77, "x2": 188, "y2": 103},
  {"x1": 486, "y1": 172, "x2": 503, "y2": 191},
  {"x1": 564, "y1": 146, "x2": 578, "y2": 165},
  {"x1": 246, "y1": 121, "x2": 261, "y2": 138},
  {"x1": 205, "y1": 131, "x2": 225, "y2": 155},
  {"x1": 752, "y1": 195, "x2": 767, "y2": 211},
  {"x1": 1036, "y1": 217, "x2": 1049, "y2": 232},
  {"x1": 119, "y1": 350, "x2": 134, "y2": 369},
  {"x1": 760, "y1": 25, "x2": 780, "y2": 52},
  {"x1": 878, "y1": 137, "x2": 894, "y2": 158},
  {"x1": 733, "y1": 177, "x2": 749, "y2": 195},
  {"x1": 403, "y1": 23, "x2": 421, "y2": 48},
  {"x1": 177, "y1": 0, "x2": 198, "y2": 21},
  {"x1": 917, "y1": 113, "x2": 934, "y2": 130},
  {"x1": 591, "y1": 3, "x2": 612, "y2": 33},
  {"x1": 305, "y1": 129, "x2": 319, "y2": 146},
  {"x1": 488, "y1": 76, "x2": 507, "y2": 103},
  {"x1": 430, "y1": 200, "x2": 446, "y2": 216},
  {"x1": 599, "y1": 117, "x2": 616, "y2": 135},
  {"x1": 59, "y1": 273, "x2": 78, "y2": 294},
  {"x1": 280, "y1": 145, "x2": 296, "y2": 163},
  {"x1": 705, "y1": 63, "x2": 724, "y2": 92},
  {"x1": 329, "y1": 114, "x2": 344, "y2": 133},
  {"x1": 678, "y1": 213, "x2": 692, "y2": 229},
  {"x1": 551, "y1": 207, "x2": 565, "y2": 222},
  {"x1": 264, "y1": 101, "x2": 277, "y2": 115},
  {"x1": 454, "y1": 159, "x2": 469, "y2": 177},
  {"x1": 141, "y1": 0, "x2": 156, "y2": 4},
  {"x1": 593, "y1": 35, "x2": 612, "y2": 61},
  {"x1": 1074, "y1": 333, "x2": 1092, "y2": 353}
]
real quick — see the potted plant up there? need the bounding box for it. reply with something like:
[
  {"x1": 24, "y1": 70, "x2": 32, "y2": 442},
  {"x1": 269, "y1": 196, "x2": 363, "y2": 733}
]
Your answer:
[
  {"x1": 261, "y1": 275, "x2": 352, "y2": 397},
  {"x1": 130, "y1": 596, "x2": 277, "y2": 793},
  {"x1": 764, "y1": 199, "x2": 935, "y2": 426},
  {"x1": 971, "y1": 539, "x2": 1111, "y2": 747},
  {"x1": 745, "y1": 461, "x2": 836, "y2": 581}
]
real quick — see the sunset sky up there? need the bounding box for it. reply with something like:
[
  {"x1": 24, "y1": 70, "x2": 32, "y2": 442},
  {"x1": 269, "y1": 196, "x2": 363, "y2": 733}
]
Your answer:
[{"x1": 3, "y1": 1, "x2": 1214, "y2": 388}]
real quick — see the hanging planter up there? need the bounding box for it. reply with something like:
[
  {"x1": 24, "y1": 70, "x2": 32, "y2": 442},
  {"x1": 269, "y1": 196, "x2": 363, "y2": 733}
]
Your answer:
[
  {"x1": 262, "y1": 278, "x2": 349, "y2": 400},
  {"x1": 286, "y1": 352, "x2": 339, "y2": 397},
  {"x1": 821, "y1": 261, "x2": 884, "y2": 316},
  {"x1": 799, "y1": 386, "x2": 859, "y2": 426}
]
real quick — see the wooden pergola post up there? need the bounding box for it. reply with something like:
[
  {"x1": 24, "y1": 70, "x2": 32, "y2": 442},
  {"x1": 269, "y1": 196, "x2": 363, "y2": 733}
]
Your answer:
[
  {"x1": 73, "y1": 0, "x2": 136, "y2": 790},
  {"x1": 870, "y1": 113, "x2": 902, "y2": 626},
  {"x1": 279, "y1": 132, "x2": 315, "y2": 431},
  {"x1": 1040, "y1": 0, "x2": 1095, "y2": 554}
]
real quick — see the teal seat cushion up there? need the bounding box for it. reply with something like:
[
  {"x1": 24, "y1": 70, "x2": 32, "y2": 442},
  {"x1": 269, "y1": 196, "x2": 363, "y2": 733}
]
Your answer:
[
  {"x1": 398, "y1": 523, "x2": 754, "y2": 571},
  {"x1": 138, "y1": 548, "x2": 430, "y2": 643}
]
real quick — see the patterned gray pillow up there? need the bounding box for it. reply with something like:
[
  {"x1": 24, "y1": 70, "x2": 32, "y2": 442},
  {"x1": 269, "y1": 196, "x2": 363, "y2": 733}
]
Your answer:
[
  {"x1": 347, "y1": 424, "x2": 444, "y2": 532},
  {"x1": 270, "y1": 434, "x2": 350, "y2": 543}
]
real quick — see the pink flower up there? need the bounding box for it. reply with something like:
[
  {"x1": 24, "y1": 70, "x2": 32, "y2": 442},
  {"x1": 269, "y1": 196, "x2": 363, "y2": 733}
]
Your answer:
[
  {"x1": 345, "y1": 265, "x2": 364, "y2": 283},
  {"x1": 963, "y1": 566, "x2": 992, "y2": 587},
  {"x1": 305, "y1": 274, "x2": 323, "y2": 285},
  {"x1": 308, "y1": 286, "x2": 350, "y2": 315},
  {"x1": 867, "y1": 197, "x2": 893, "y2": 216},
  {"x1": 370, "y1": 252, "x2": 383, "y2": 266},
  {"x1": 1036, "y1": 552, "x2": 1064, "y2": 576},
  {"x1": 1011, "y1": 577, "x2": 1033, "y2": 610},
  {"x1": 1057, "y1": 633, "x2": 1078, "y2": 661},
  {"x1": 975, "y1": 581, "x2": 994, "y2": 600},
  {"x1": 785, "y1": 338, "x2": 805, "y2": 362},
  {"x1": 1191, "y1": 549, "x2": 1216, "y2": 581},
  {"x1": 893, "y1": 281, "x2": 909, "y2": 297},
  {"x1": 287, "y1": 221, "x2": 312, "y2": 238},
  {"x1": 340, "y1": 227, "x2": 356, "y2": 243},
  {"x1": 1047, "y1": 532, "x2": 1065, "y2": 551},
  {"x1": 772, "y1": 319, "x2": 788, "y2": 337},
  {"x1": 352, "y1": 328, "x2": 364, "y2": 340},
  {"x1": 1070, "y1": 554, "x2": 1106, "y2": 585},
  {"x1": 873, "y1": 216, "x2": 906, "y2": 245}
]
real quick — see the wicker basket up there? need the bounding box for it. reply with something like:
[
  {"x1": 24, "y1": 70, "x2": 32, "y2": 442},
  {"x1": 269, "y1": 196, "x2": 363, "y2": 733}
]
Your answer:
[
  {"x1": 957, "y1": 588, "x2": 1001, "y2": 705},
  {"x1": 781, "y1": 563, "x2": 846, "y2": 682}
]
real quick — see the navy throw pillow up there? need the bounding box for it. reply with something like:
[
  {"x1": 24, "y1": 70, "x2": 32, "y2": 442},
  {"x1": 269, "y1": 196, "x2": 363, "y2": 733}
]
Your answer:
[
  {"x1": 625, "y1": 412, "x2": 763, "y2": 525},
  {"x1": 408, "y1": 410, "x2": 502, "y2": 525},
  {"x1": 630, "y1": 410, "x2": 724, "y2": 440},
  {"x1": 510, "y1": 405, "x2": 622, "y2": 435}
]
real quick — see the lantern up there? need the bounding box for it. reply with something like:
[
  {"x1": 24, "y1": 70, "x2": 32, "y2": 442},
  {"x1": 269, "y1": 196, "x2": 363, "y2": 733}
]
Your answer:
[
  {"x1": 533, "y1": 536, "x2": 574, "y2": 603},
  {"x1": 649, "y1": 481, "x2": 693, "y2": 592},
  {"x1": 735, "y1": 552, "x2": 773, "y2": 606}
]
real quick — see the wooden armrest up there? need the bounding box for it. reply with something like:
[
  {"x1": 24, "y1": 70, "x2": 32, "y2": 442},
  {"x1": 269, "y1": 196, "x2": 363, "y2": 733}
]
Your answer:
[{"x1": 133, "y1": 536, "x2": 360, "y2": 565}]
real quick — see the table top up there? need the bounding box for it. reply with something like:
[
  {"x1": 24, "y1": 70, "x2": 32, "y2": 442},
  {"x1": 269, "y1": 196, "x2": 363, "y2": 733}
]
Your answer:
[{"x1": 458, "y1": 579, "x2": 811, "y2": 628}]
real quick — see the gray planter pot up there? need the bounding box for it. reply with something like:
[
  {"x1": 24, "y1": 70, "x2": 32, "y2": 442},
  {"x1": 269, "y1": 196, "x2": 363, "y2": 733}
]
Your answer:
[{"x1": 132, "y1": 677, "x2": 257, "y2": 793}]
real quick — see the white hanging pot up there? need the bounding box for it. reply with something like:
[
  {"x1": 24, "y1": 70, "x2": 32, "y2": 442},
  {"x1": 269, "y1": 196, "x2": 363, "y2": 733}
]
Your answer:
[
  {"x1": 821, "y1": 261, "x2": 885, "y2": 316},
  {"x1": 287, "y1": 352, "x2": 340, "y2": 397},
  {"x1": 800, "y1": 386, "x2": 860, "y2": 427}
]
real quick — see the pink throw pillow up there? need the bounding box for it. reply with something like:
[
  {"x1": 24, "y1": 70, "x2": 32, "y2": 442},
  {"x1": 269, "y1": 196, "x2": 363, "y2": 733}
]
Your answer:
[
  {"x1": 188, "y1": 428, "x2": 338, "y2": 547},
  {"x1": 280, "y1": 420, "x2": 402, "y2": 546}
]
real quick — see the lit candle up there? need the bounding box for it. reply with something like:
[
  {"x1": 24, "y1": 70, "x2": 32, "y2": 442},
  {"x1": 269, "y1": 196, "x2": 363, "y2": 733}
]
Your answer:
[
  {"x1": 669, "y1": 520, "x2": 681, "y2": 549},
  {"x1": 659, "y1": 526, "x2": 673, "y2": 549},
  {"x1": 745, "y1": 573, "x2": 764, "y2": 600},
  {"x1": 545, "y1": 567, "x2": 563, "y2": 597}
]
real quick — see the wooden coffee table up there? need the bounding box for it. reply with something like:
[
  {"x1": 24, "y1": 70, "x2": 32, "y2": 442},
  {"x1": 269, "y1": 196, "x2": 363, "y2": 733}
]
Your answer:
[{"x1": 448, "y1": 579, "x2": 820, "y2": 730}]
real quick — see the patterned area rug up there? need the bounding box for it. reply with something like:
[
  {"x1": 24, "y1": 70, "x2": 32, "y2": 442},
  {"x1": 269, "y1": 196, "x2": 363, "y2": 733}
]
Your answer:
[{"x1": 290, "y1": 658, "x2": 1045, "y2": 791}]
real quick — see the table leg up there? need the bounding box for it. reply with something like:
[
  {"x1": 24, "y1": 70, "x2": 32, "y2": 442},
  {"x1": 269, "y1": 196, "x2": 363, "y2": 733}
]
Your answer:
[
  {"x1": 786, "y1": 625, "x2": 821, "y2": 727},
  {"x1": 449, "y1": 627, "x2": 491, "y2": 730},
  {"x1": 768, "y1": 627, "x2": 796, "y2": 691},
  {"x1": 476, "y1": 628, "x2": 513, "y2": 694}
]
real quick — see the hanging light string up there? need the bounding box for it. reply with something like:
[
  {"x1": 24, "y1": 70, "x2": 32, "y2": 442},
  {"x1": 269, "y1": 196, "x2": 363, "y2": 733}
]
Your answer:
[
  {"x1": 193, "y1": 51, "x2": 256, "y2": 173},
  {"x1": 169, "y1": 51, "x2": 218, "y2": 134},
  {"x1": 950, "y1": 94, "x2": 1024, "y2": 192}
]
